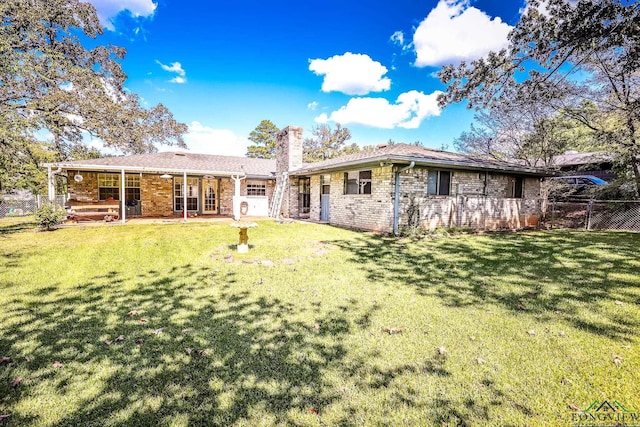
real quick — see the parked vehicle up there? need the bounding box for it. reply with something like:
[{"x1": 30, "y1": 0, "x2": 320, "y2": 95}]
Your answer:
[{"x1": 547, "y1": 175, "x2": 608, "y2": 200}]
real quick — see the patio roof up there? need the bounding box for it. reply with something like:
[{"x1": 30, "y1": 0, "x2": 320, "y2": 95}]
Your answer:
[
  {"x1": 44, "y1": 151, "x2": 277, "y2": 179},
  {"x1": 290, "y1": 143, "x2": 548, "y2": 176}
]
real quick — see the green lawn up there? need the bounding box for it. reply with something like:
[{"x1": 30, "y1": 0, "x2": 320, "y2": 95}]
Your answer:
[{"x1": 1, "y1": 218, "x2": 639, "y2": 426}]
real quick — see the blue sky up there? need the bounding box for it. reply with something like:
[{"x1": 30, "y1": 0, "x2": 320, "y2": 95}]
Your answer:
[{"x1": 85, "y1": 0, "x2": 528, "y2": 156}]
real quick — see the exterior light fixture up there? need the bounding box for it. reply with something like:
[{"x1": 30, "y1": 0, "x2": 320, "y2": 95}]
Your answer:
[{"x1": 160, "y1": 174, "x2": 172, "y2": 179}]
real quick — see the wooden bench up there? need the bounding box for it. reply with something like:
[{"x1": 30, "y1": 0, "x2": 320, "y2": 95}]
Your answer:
[{"x1": 66, "y1": 200, "x2": 121, "y2": 222}]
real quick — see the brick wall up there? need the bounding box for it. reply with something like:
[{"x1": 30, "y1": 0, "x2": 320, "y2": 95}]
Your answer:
[
  {"x1": 67, "y1": 171, "x2": 99, "y2": 201},
  {"x1": 325, "y1": 166, "x2": 395, "y2": 232},
  {"x1": 275, "y1": 126, "x2": 303, "y2": 217},
  {"x1": 140, "y1": 174, "x2": 173, "y2": 216},
  {"x1": 303, "y1": 166, "x2": 542, "y2": 233},
  {"x1": 309, "y1": 175, "x2": 321, "y2": 220}
]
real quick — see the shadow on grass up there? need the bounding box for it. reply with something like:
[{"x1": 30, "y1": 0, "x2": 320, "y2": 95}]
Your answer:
[
  {"x1": 330, "y1": 230, "x2": 640, "y2": 341},
  {"x1": 0, "y1": 263, "x2": 404, "y2": 426},
  {"x1": 0, "y1": 220, "x2": 35, "y2": 236}
]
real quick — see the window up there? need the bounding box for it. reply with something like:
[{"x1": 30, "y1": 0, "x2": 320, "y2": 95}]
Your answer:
[
  {"x1": 344, "y1": 170, "x2": 372, "y2": 195},
  {"x1": 98, "y1": 174, "x2": 119, "y2": 200},
  {"x1": 98, "y1": 174, "x2": 141, "y2": 201},
  {"x1": 321, "y1": 174, "x2": 331, "y2": 195},
  {"x1": 427, "y1": 170, "x2": 451, "y2": 196},
  {"x1": 174, "y1": 177, "x2": 199, "y2": 211},
  {"x1": 508, "y1": 176, "x2": 524, "y2": 198},
  {"x1": 246, "y1": 180, "x2": 266, "y2": 196},
  {"x1": 125, "y1": 174, "x2": 140, "y2": 202}
]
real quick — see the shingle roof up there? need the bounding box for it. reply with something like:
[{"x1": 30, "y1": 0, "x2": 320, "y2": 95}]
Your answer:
[
  {"x1": 552, "y1": 151, "x2": 612, "y2": 167},
  {"x1": 47, "y1": 151, "x2": 277, "y2": 178},
  {"x1": 291, "y1": 143, "x2": 546, "y2": 175}
]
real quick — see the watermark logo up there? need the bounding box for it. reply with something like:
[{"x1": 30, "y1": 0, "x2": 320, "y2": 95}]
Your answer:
[{"x1": 572, "y1": 400, "x2": 639, "y2": 427}]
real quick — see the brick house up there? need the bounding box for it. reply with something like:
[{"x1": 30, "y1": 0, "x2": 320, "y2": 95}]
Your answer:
[
  {"x1": 46, "y1": 125, "x2": 547, "y2": 231},
  {"x1": 45, "y1": 152, "x2": 276, "y2": 220},
  {"x1": 275, "y1": 127, "x2": 547, "y2": 234}
]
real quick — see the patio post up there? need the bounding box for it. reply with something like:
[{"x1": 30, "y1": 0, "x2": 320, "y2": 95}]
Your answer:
[
  {"x1": 47, "y1": 166, "x2": 55, "y2": 202},
  {"x1": 183, "y1": 170, "x2": 187, "y2": 221},
  {"x1": 121, "y1": 168, "x2": 126, "y2": 223},
  {"x1": 231, "y1": 174, "x2": 245, "y2": 221}
]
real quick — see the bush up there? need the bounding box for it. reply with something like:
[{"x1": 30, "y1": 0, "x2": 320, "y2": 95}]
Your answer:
[{"x1": 35, "y1": 204, "x2": 66, "y2": 231}]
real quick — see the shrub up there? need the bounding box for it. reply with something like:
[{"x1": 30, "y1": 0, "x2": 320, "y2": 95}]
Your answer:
[{"x1": 35, "y1": 204, "x2": 66, "y2": 231}]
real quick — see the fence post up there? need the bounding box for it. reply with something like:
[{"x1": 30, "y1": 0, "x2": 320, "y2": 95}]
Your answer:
[{"x1": 586, "y1": 200, "x2": 593, "y2": 230}]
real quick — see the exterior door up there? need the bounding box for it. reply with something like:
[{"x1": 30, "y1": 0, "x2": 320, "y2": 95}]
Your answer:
[
  {"x1": 320, "y1": 174, "x2": 330, "y2": 222},
  {"x1": 299, "y1": 177, "x2": 310, "y2": 215},
  {"x1": 202, "y1": 178, "x2": 218, "y2": 214}
]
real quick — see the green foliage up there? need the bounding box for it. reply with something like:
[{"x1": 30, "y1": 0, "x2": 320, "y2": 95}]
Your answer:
[
  {"x1": 0, "y1": 0, "x2": 187, "y2": 194},
  {"x1": 303, "y1": 123, "x2": 356, "y2": 162},
  {"x1": 439, "y1": 0, "x2": 640, "y2": 193},
  {"x1": 246, "y1": 120, "x2": 280, "y2": 159},
  {"x1": 34, "y1": 203, "x2": 66, "y2": 230}
]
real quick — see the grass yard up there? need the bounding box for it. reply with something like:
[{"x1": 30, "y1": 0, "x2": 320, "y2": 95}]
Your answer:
[{"x1": 0, "y1": 218, "x2": 639, "y2": 426}]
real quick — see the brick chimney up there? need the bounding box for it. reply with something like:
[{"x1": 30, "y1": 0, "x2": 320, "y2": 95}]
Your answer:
[
  {"x1": 276, "y1": 126, "x2": 303, "y2": 175},
  {"x1": 275, "y1": 126, "x2": 303, "y2": 217}
]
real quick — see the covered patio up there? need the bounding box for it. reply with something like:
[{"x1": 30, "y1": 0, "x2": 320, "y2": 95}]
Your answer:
[{"x1": 43, "y1": 151, "x2": 277, "y2": 223}]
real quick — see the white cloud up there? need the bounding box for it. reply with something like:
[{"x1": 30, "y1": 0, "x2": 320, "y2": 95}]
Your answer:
[
  {"x1": 390, "y1": 31, "x2": 406, "y2": 48},
  {"x1": 307, "y1": 101, "x2": 319, "y2": 111},
  {"x1": 85, "y1": 0, "x2": 157, "y2": 31},
  {"x1": 156, "y1": 60, "x2": 187, "y2": 84},
  {"x1": 519, "y1": 0, "x2": 578, "y2": 17},
  {"x1": 158, "y1": 121, "x2": 248, "y2": 156},
  {"x1": 156, "y1": 61, "x2": 186, "y2": 76},
  {"x1": 413, "y1": 0, "x2": 512, "y2": 67},
  {"x1": 309, "y1": 52, "x2": 391, "y2": 96},
  {"x1": 316, "y1": 90, "x2": 443, "y2": 129}
]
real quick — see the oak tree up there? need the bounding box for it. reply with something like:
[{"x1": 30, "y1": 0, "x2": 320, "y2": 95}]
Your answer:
[
  {"x1": 303, "y1": 123, "x2": 356, "y2": 163},
  {"x1": 0, "y1": 0, "x2": 187, "y2": 192}
]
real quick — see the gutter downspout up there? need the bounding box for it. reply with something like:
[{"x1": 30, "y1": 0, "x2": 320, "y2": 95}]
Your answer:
[{"x1": 393, "y1": 161, "x2": 415, "y2": 236}]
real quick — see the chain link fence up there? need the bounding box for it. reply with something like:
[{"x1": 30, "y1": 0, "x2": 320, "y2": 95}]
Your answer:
[
  {"x1": 546, "y1": 200, "x2": 640, "y2": 231},
  {"x1": 0, "y1": 194, "x2": 69, "y2": 218},
  {"x1": 0, "y1": 197, "x2": 37, "y2": 218}
]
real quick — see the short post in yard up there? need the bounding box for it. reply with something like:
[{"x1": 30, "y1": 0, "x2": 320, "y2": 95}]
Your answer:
[{"x1": 230, "y1": 222, "x2": 257, "y2": 253}]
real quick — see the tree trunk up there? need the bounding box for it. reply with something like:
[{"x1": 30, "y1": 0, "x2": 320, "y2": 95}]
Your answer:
[{"x1": 626, "y1": 118, "x2": 640, "y2": 197}]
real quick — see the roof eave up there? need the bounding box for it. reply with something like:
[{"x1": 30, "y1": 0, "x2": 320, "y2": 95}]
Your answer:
[
  {"x1": 43, "y1": 163, "x2": 275, "y2": 179},
  {"x1": 290, "y1": 154, "x2": 548, "y2": 176}
]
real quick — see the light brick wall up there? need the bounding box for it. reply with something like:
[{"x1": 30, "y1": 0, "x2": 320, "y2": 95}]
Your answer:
[
  {"x1": 275, "y1": 126, "x2": 303, "y2": 217},
  {"x1": 309, "y1": 175, "x2": 321, "y2": 220},
  {"x1": 304, "y1": 166, "x2": 542, "y2": 233},
  {"x1": 326, "y1": 166, "x2": 395, "y2": 232},
  {"x1": 396, "y1": 168, "x2": 541, "y2": 231}
]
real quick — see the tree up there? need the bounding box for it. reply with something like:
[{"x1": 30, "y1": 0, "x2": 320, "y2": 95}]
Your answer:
[
  {"x1": 303, "y1": 124, "x2": 355, "y2": 162},
  {"x1": 438, "y1": 0, "x2": 640, "y2": 194},
  {"x1": 0, "y1": 0, "x2": 187, "y2": 193},
  {"x1": 246, "y1": 120, "x2": 279, "y2": 158}
]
